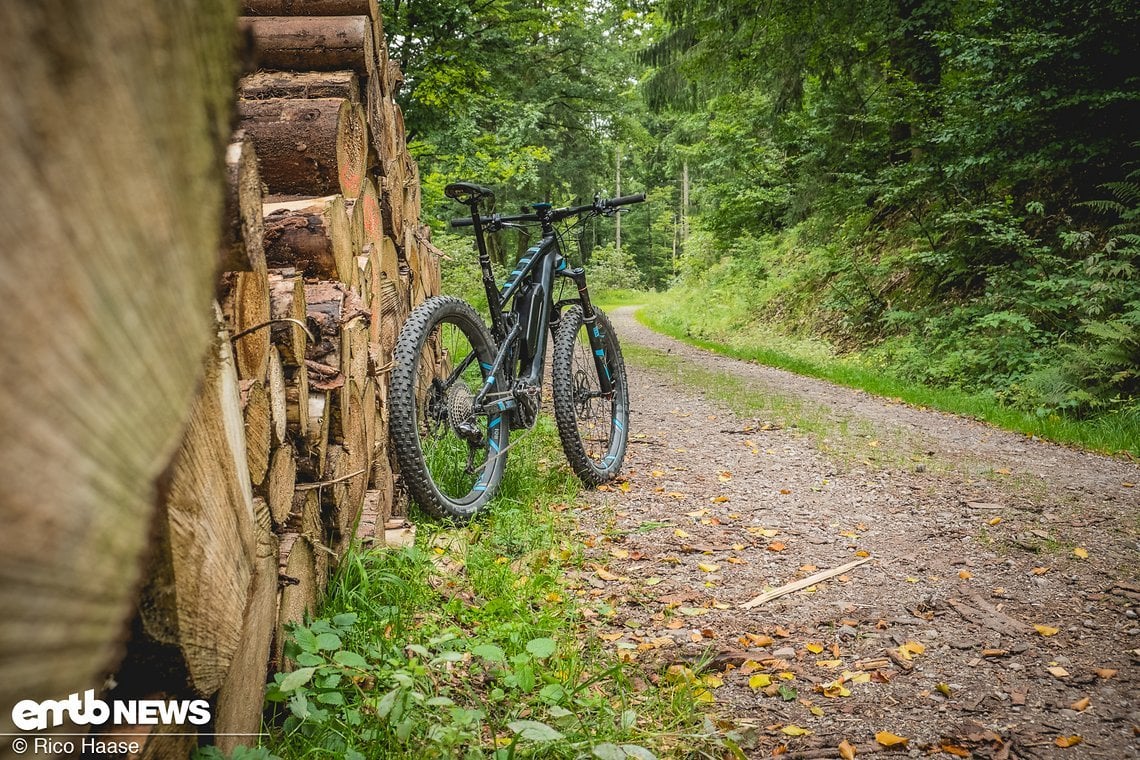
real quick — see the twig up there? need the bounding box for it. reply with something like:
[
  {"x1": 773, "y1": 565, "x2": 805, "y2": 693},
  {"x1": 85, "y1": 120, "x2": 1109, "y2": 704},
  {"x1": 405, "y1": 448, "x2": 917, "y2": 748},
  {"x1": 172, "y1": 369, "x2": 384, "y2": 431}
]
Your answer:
[
  {"x1": 229, "y1": 317, "x2": 315, "y2": 344},
  {"x1": 740, "y1": 557, "x2": 873, "y2": 609},
  {"x1": 294, "y1": 468, "x2": 368, "y2": 491}
]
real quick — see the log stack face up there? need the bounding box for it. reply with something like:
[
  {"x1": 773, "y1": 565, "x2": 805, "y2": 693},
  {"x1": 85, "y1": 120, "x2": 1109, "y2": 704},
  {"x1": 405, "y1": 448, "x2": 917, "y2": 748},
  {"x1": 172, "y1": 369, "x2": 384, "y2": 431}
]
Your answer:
[{"x1": 85, "y1": 3, "x2": 440, "y2": 756}]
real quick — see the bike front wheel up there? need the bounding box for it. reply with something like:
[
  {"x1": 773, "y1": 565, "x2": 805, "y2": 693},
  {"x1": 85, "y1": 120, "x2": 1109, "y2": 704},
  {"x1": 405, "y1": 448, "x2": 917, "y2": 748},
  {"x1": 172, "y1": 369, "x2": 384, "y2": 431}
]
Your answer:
[
  {"x1": 389, "y1": 296, "x2": 508, "y2": 520},
  {"x1": 551, "y1": 306, "x2": 630, "y2": 485}
]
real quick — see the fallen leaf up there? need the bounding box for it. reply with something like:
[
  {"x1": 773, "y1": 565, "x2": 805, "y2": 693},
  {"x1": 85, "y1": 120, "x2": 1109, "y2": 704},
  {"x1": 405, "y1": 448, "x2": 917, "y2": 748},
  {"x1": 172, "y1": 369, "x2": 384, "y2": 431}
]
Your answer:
[
  {"x1": 815, "y1": 659, "x2": 843, "y2": 668},
  {"x1": 747, "y1": 527, "x2": 779, "y2": 537},
  {"x1": 940, "y1": 744, "x2": 971, "y2": 757},
  {"x1": 712, "y1": 495, "x2": 730, "y2": 503},
  {"x1": 768, "y1": 541, "x2": 787, "y2": 552},
  {"x1": 936, "y1": 682, "x2": 952, "y2": 697},
  {"x1": 959, "y1": 570, "x2": 973, "y2": 580},
  {"x1": 651, "y1": 470, "x2": 665, "y2": 477},
  {"x1": 777, "y1": 671, "x2": 796, "y2": 681},
  {"x1": 740, "y1": 660, "x2": 763, "y2": 674},
  {"x1": 1072, "y1": 547, "x2": 1089, "y2": 559},
  {"x1": 726, "y1": 557, "x2": 745, "y2": 564},
  {"x1": 800, "y1": 564, "x2": 819, "y2": 572},
  {"x1": 1054, "y1": 735, "x2": 1082, "y2": 748},
  {"x1": 838, "y1": 739, "x2": 857, "y2": 760},
  {"x1": 875, "y1": 732, "x2": 908, "y2": 747},
  {"x1": 686, "y1": 509, "x2": 707, "y2": 518},
  {"x1": 855, "y1": 550, "x2": 870, "y2": 558},
  {"x1": 610, "y1": 548, "x2": 629, "y2": 559},
  {"x1": 809, "y1": 706, "x2": 824, "y2": 717},
  {"x1": 779, "y1": 489, "x2": 792, "y2": 495},
  {"x1": 781, "y1": 725, "x2": 811, "y2": 736},
  {"x1": 905, "y1": 577, "x2": 920, "y2": 583},
  {"x1": 749, "y1": 674, "x2": 772, "y2": 689},
  {"x1": 703, "y1": 674, "x2": 724, "y2": 688},
  {"x1": 697, "y1": 563, "x2": 720, "y2": 573},
  {"x1": 1034, "y1": 624, "x2": 1060, "y2": 637},
  {"x1": 1095, "y1": 668, "x2": 1117, "y2": 679},
  {"x1": 821, "y1": 679, "x2": 851, "y2": 698},
  {"x1": 717, "y1": 471, "x2": 733, "y2": 482},
  {"x1": 668, "y1": 492, "x2": 687, "y2": 500},
  {"x1": 1071, "y1": 697, "x2": 1090, "y2": 711},
  {"x1": 1047, "y1": 665, "x2": 1070, "y2": 679},
  {"x1": 644, "y1": 577, "x2": 663, "y2": 586},
  {"x1": 1032, "y1": 566, "x2": 1050, "y2": 575},
  {"x1": 988, "y1": 516, "x2": 1003, "y2": 526},
  {"x1": 806, "y1": 643, "x2": 824, "y2": 654},
  {"x1": 594, "y1": 567, "x2": 620, "y2": 582},
  {"x1": 677, "y1": 607, "x2": 709, "y2": 617},
  {"x1": 673, "y1": 529, "x2": 690, "y2": 538},
  {"x1": 994, "y1": 468, "x2": 1012, "y2": 475},
  {"x1": 898, "y1": 641, "x2": 926, "y2": 660},
  {"x1": 599, "y1": 632, "x2": 624, "y2": 642}
]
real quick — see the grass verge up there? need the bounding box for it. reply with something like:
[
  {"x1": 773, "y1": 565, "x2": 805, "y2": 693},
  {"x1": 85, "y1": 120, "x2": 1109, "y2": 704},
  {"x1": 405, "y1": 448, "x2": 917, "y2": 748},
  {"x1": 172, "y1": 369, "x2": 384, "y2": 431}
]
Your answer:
[
  {"x1": 637, "y1": 303, "x2": 1140, "y2": 458},
  {"x1": 197, "y1": 418, "x2": 720, "y2": 760}
]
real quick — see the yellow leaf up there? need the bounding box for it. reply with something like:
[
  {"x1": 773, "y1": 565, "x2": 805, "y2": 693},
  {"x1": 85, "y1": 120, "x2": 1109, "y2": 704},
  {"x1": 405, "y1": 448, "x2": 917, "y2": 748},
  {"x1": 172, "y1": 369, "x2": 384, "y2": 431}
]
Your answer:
[
  {"x1": 838, "y1": 739, "x2": 857, "y2": 760},
  {"x1": 748, "y1": 674, "x2": 772, "y2": 689},
  {"x1": 1032, "y1": 566, "x2": 1050, "y2": 575},
  {"x1": 745, "y1": 633, "x2": 774, "y2": 647},
  {"x1": 781, "y1": 725, "x2": 812, "y2": 736},
  {"x1": 1072, "y1": 547, "x2": 1089, "y2": 559},
  {"x1": 958, "y1": 570, "x2": 973, "y2": 579},
  {"x1": 726, "y1": 557, "x2": 745, "y2": 564},
  {"x1": 815, "y1": 659, "x2": 842, "y2": 668},
  {"x1": 619, "y1": 481, "x2": 631, "y2": 492},
  {"x1": 1034, "y1": 624, "x2": 1060, "y2": 637},
  {"x1": 694, "y1": 688, "x2": 715, "y2": 703},
  {"x1": 595, "y1": 567, "x2": 620, "y2": 582},
  {"x1": 898, "y1": 641, "x2": 925, "y2": 660},
  {"x1": 1070, "y1": 697, "x2": 1090, "y2": 711},
  {"x1": 740, "y1": 660, "x2": 763, "y2": 674},
  {"x1": 665, "y1": 665, "x2": 695, "y2": 683},
  {"x1": 806, "y1": 643, "x2": 824, "y2": 654},
  {"x1": 940, "y1": 744, "x2": 971, "y2": 757},
  {"x1": 697, "y1": 562, "x2": 720, "y2": 573},
  {"x1": 668, "y1": 491, "x2": 687, "y2": 500},
  {"x1": 545, "y1": 592, "x2": 563, "y2": 603},
  {"x1": 778, "y1": 671, "x2": 796, "y2": 681},
  {"x1": 651, "y1": 470, "x2": 665, "y2": 477},
  {"x1": 875, "y1": 731, "x2": 909, "y2": 747},
  {"x1": 610, "y1": 548, "x2": 629, "y2": 559},
  {"x1": 854, "y1": 550, "x2": 870, "y2": 558},
  {"x1": 747, "y1": 527, "x2": 779, "y2": 537},
  {"x1": 768, "y1": 541, "x2": 787, "y2": 552},
  {"x1": 843, "y1": 671, "x2": 871, "y2": 684},
  {"x1": 677, "y1": 606, "x2": 709, "y2": 617},
  {"x1": 994, "y1": 468, "x2": 1012, "y2": 475},
  {"x1": 1054, "y1": 735, "x2": 1082, "y2": 748},
  {"x1": 686, "y1": 509, "x2": 707, "y2": 517},
  {"x1": 673, "y1": 529, "x2": 690, "y2": 538},
  {"x1": 712, "y1": 495, "x2": 730, "y2": 503},
  {"x1": 936, "y1": 682, "x2": 952, "y2": 697},
  {"x1": 809, "y1": 706, "x2": 824, "y2": 717},
  {"x1": 732, "y1": 543, "x2": 746, "y2": 551},
  {"x1": 644, "y1": 577, "x2": 663, "y2": 586},
  {"x1": 821, "y1": 679, "x2": 851, "y2": 698},
  {"x1": 702, "y1": 674, "x2": 724, "y2": 688},
  {"x1": 988, "y1": 516, "x2": 1002, "y2": 525},
  {"x1": 905, "y1": 576, "x2": 920, "y2": 583}
]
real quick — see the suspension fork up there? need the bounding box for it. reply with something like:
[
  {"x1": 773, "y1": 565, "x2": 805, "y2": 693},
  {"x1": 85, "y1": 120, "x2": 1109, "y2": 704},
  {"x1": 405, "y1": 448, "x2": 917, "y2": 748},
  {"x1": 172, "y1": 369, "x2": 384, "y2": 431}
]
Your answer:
[{"x1": 562, "y1": 266, "x2": 615, "y2": 395}]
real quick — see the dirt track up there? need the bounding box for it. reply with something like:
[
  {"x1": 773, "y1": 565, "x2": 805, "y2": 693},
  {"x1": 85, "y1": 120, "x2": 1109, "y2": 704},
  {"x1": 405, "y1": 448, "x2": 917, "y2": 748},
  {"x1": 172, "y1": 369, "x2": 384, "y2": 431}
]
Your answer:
[{"x1": 573, "y1": 306, "x2": 1140, "y2": 759}]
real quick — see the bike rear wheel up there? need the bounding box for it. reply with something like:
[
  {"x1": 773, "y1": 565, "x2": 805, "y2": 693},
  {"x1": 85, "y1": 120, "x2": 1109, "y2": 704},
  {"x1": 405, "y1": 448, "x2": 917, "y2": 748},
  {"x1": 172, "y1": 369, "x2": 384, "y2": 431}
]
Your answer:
[
  {"x1": 551, "y1": 306, "x2": 629, "y2": 485},
  {"x1": 389, "y1": 296, "x2": 508, "y2": 520}
]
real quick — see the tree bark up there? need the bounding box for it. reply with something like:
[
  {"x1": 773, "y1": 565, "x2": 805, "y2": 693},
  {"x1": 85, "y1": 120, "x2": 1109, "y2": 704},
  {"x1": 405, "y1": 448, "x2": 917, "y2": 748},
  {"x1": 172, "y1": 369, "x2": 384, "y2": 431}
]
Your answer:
[
  {"x1": 0, "y1": 0, "x2": 237, "y2": 731},
  {"x1": 240, "y1": 15, "x2": 374, "y2": 78},
  {"x1": 239, "y1": 70, "x2": 360, "y2": 102},
  {"x1": 264, "y1": 195, "x2": 357, "y2": 283},
  {"x1": 238, "y1": 98, "x2": 366, "y2": 198}
]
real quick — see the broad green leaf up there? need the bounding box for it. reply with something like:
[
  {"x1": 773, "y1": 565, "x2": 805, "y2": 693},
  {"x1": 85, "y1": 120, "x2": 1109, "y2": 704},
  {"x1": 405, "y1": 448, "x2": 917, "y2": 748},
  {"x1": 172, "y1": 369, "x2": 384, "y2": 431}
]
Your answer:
[
  {"x1": 526, "y1": 637, "x2": 558, "y2": 659},
  {"x1": 507, "y1": 720, "x2": 564, "y2": 742},
  {"x1": 315, "y1": 632, "x2": 342, "y2": 651},
  {"x1": 471, "y1": 643, "x2": 507, "y2": 662},
  {"x1": 279, "y1": 667, "x2": 316, "y2": 693},
  {"x1": 333, "y1": 650, "x2": 369, "y2": 669}
]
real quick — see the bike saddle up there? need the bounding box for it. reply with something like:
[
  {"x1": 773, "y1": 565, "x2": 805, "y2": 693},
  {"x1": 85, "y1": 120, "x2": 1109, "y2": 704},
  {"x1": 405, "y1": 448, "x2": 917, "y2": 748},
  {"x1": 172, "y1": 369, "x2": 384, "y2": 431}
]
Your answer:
[{"x1": 445, "y1": 182, "x2": 495, "y2": 206}]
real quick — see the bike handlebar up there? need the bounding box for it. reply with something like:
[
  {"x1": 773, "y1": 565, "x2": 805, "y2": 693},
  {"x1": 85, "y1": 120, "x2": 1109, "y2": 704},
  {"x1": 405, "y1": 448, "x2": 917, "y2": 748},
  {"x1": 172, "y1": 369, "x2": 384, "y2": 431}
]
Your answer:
[{"x1": 449, "y1": 192, "x2": 646, "y2": 229}]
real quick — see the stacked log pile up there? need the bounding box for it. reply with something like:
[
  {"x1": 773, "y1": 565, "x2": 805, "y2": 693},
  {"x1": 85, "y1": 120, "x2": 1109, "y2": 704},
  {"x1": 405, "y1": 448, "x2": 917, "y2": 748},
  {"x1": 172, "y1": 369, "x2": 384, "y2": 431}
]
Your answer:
[{"x1": 97, "y1": 3, "x2": 443, "y2": 755}]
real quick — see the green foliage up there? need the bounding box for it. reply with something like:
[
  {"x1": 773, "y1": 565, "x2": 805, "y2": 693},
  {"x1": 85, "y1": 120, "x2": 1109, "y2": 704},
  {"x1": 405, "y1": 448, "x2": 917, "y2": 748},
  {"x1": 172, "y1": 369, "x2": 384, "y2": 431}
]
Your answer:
[{"x1": 250, "y1": 420, "x2": 721, "y2": 759}]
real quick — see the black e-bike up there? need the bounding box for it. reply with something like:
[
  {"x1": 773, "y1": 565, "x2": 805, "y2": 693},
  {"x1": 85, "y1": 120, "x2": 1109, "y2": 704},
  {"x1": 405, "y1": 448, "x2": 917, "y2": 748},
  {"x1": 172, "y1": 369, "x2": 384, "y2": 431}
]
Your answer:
[{"x1": 388, "y1": 181, "x2": 644, "y2": 520}]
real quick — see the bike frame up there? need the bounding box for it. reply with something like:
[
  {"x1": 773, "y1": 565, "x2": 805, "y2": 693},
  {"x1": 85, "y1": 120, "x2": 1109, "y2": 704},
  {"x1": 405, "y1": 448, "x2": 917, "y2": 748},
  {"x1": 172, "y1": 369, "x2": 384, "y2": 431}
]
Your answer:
[{"x1": 466, "y1": 208, "x2": 614, "y2": 418}]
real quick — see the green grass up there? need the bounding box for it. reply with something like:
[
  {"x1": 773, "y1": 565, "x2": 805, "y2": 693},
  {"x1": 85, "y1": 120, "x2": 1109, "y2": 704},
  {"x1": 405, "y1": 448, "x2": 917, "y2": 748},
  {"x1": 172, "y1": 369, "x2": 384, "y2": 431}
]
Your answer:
[
  {"x1": 637, "y1": 302, "x2": 1140, "y2": 458},
  {"x1": 200, "y1": 418, "x2": 721, "y2": 760}
]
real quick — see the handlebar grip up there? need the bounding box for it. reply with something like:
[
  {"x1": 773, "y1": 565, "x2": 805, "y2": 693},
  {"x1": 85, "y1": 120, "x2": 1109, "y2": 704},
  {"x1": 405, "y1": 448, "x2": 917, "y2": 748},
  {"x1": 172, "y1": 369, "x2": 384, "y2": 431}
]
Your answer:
[
  {"x1": 450, "y1": 217, "x2": 476, "y2": 228},
  {"x1": 608, "y1": 193, "x2": 646, "y2": 208}
]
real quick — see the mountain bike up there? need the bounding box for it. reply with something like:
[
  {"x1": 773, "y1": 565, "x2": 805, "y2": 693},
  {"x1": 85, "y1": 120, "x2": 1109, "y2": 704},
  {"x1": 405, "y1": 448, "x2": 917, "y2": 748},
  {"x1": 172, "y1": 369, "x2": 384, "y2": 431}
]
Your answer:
[{"x1": 389, "y1": 181, "x2": 645, "y2": 520}]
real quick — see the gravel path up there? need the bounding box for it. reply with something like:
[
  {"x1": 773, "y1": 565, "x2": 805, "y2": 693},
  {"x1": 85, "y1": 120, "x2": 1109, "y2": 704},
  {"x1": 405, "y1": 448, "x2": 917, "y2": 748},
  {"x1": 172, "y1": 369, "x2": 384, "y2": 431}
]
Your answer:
[{"x1": 573, "y1": 306, "x2": 1140, "y2": 759}]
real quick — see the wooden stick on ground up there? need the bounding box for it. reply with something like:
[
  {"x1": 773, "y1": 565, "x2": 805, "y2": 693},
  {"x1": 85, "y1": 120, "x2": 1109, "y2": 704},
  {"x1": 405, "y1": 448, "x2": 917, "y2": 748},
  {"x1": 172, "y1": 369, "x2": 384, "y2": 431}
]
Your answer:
[{"x1": 740, "y1": 557, "x2": 873, "y2": 609}]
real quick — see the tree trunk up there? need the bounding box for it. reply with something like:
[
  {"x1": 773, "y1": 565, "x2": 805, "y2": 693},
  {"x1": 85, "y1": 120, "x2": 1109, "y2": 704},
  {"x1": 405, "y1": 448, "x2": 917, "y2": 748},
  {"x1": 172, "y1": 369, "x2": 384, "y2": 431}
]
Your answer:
[
  {"x1": 264, "y1": 195, "x2": 357, "y2": 283},
  {"x1": 239, "y1": 70, "x2": 360, "y2": 102},
  {"x1": 240, "y1": 15, "x2": 374, "y2": 78},
  {"x1": 220, "y1": 130, "x2": 267, "y2": 273},
  {"x1": 268, "y1": 270, "x2": 309, "y2": 368},
  {"x1": 139, "y1": 311, "x2": 258, "y2": 697},
  {"x1": 267, "y1": 346, "x2": 288, "y2": 446},
  {"x1": 260, "y1": 443, "x2": 298, "y2": 528},
  {"x1": 0, "y1": 0, "x2": 236, "y2": 732},
  {"x1": 221, "y1": 269, "x2": 272, "y2": 382},
  {"x1": 213, "y1": 497, "x2": 277, "y2": 754},
  {"x1": 238, "y1": 98, "x2": 367, "y2": 198},
  {"x1": 241, "y1": 379, "x2": 272, "y2": 486}
]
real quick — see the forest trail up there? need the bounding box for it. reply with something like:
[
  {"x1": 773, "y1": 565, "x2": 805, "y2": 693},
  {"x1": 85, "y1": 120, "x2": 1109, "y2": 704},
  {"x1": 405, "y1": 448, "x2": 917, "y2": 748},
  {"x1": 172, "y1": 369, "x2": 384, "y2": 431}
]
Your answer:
[{"x1": 574, "y1": 306, "x2": 1140, "y2": 758}]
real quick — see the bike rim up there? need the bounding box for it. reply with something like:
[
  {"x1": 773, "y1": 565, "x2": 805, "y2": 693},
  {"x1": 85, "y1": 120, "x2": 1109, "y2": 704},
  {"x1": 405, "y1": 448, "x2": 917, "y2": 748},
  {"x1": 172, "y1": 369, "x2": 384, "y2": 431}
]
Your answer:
[{"x1": 413, "y1": 318, "x2": 504, "y2": 504}]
